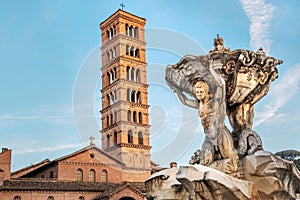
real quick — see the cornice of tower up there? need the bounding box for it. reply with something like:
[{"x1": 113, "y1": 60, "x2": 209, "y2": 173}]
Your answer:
[
  {"x1": 101, "y1": 78, "x2": 149, "y2": 94},
  {"x1": 102, "y1": 56, "x2": 147, "y2": 70},
  {"x1": 101, "y1": 34, "x2": 146, "y2": 50}
]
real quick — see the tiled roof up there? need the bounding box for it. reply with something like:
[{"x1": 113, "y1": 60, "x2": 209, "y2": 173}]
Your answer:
[
  {"x1": 0, "y1": 179, "x2": 113, "y2": 192},
  {"x1": 11, "y1": 159, "x2": 51, "y2": 178},
  {"x1": 13, "y1": 145, "x2": 125, "y2": 178},
  {"x1": 93, "y1": 182, "x2": 146, "y2": 200}
]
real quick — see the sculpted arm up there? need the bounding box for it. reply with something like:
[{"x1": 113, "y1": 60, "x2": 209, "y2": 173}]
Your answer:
[{"x1": 174, "y1": 87, "x2": 198, "y2": 109}]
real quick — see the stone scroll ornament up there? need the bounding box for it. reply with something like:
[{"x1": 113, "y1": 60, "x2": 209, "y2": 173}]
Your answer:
[{"x1": 165, "y1": 35, "x2": 283, "y2": 173}]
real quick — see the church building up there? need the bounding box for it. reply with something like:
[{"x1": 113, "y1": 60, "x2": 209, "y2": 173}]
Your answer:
[{"x1": 0, "y1": 9, "x2": 158, "y2": 200}]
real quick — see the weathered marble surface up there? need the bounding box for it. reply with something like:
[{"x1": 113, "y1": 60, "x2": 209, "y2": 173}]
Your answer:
[
  {"x1": 146, "y1": 151, "x2": 300, "y2": 200},
  {"x1": 146, "y1": 163, "x2": 259, "y2": 200},
  {"x1": 150, "y1": 36, "x2": 300, "y2": 200},
  {"x1": 242, "y1": 151, "x2": 300, "y2": 200},
  {"x1": 165, "y1": 35, "x2": 283, "y2": 169}
]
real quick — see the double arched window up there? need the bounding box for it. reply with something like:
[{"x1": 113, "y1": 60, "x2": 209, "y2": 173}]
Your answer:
[
  {"x1": 106, "y1": 46, "x2": 117, "y2": 61},
  {"x1": 107, "y1": 25, "x2": 116, "y2": 40},
  {"x1": 125, "y1": 24, "x2": 139, "y2": 38},
  {"x1": 126, "y1": 66, "x2": 140, "y2": 82},
  {"x1": 13, "y1": 196, "x2": 21, "y2": 200},
  {"x1": 107, "y1": 67, "x2": 117, "y2": 84},
  {"x1": 125, "y1": 45, "x2": 140, "y2": 58},
  {"x1": 127, "y1": 130, "x2": 143, "y2": 145},
  {"x1": 47, "y1": 197, "x2": 55, "y2": 200},
  {"x1": 107, "y1": 90, "x2": 117, "y2": 106},
  {"x1": 106, "y1": 111, "x2": 117, "y2": 127},
  {"x1": 127, "y1": 89, "x2": 141, "y2": 104},
  {"x1": 127, "y1": 110, "x2": 143, "y2": 124},
  {"x1": 79, "y1": 197, "x2": 85, "y2": 200}
]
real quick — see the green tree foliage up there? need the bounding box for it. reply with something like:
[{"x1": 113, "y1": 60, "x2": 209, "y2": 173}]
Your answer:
[
  {"x1": 275, "y1": 150, "x2": 300, "y2": 161},
  {"x1": 275, "y1": 150, "x2": 300, "y2": 171},
  {"x1": 294, "y1": 159, "x2": 300, "y2": 170}
]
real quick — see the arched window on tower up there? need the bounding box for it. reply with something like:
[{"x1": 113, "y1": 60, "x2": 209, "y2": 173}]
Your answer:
[
  {"x1": 138, "y1": 131, "x2": 143, "y2": 145},
  {"x1": 114, "y1": 111, "x2": 117, "y2": 123},
  {"x1": 126, "y1": 45, "x2": 130, "y2": 55},
  {"x1": 125, "y1": 23, "x2": 129, "y2": 36},
  {"x1": 127, "y1": 89, "x2": 131, "y2": 102},
  {"x1": 138, "y1": 112, "x2": 143, "y2": 124},
  {"x1": 110, "y1": 27, "x2": 113, "y2": 39},
  {"x1": 106, "y1": 30, "x2": 110, "y2": 40},
  {"x1": 13, "y1": 196, "x2": 21, "y2": 200},
  {"x1": 126, "y1": 66, "x2": 130, "y2": 80},
  {"x1": 47, "y1": 196, "x2": 55, "y2": 200},
  {"x1": 113, "y1": 67, "x2": 117, "y2": 80},
  {"x1": 133, "y1": 111, "x2": 137, "y2": 123},
  {"x1": 136, "y1": 69, "x2": 140, "y2": 83},
  {"x1": 106, "y1": 52, "x2": 110, "y2": 61},
  {"x1": 135, "y1": 48, "x2": 140, "y2": 58},
  {"x1": 134, "y1": 27, "x2": 139, "y2": 39},
  {"x1": 114, "y1": 131, "x2": 118, "y2": 145},
  {"x1": 106, "y1": 115, "x2": 109, "y2": 126},
  {"x1": 107, "y1": 72, "x2": 110, "y2": 85},
  {"x1": 109, "y1": 50, "x2": 113, "y2": 60},
  {"x1": 131, "y1": 90, "x2": 136, "y2": 102},
  {"x1": 114, "y1": 90, "x2": 117, "y2": 102},
  {"x1": 112, "y1": 47, "x2": 116, "y2": 58},
  {"x1": 101, "y1": 170, "x2": 108, "y2": 182},
  {"x1": 127, "y1": 110, "x2": 131, "y2": 121},
  {"x1": 136, "y1": 91, "x2": 141, "y2": 104},
  {"x1": 130, "y1": 68, "x2": 135, "y2": 81},
  {"x1": 89, "y1": 169, "x2": 95, "y2": 182},
  {"x1": 110, "y1": 92, "x2": 114, "y2": 104},
  {"x1": 79, "y1": 196, "x2": 85, "y2": 200},
  {"x1": 130, "y1": 46, "x2": 135, "y2": 57},
  {"x1": 110, "y1": 113, "x2": 113, "y2": 125},
  {"x1": 113, "y1": 25, "x2": 116, "y2": 36},
  {"x1": 107, "y1": 94, "x2": 110, "y2": 106},
  {"x1": 128, "y1": 130, "x2": 133, "y2": 143},
  {"x1": 107, "y1": 134, "x2": 110, "y2": 148},
  {"x1": 129, "y1": 25, "x2": 133, "y2": 37},
  {"x1": 76, "y1": 169, "x2": 83, "y2": 182}
]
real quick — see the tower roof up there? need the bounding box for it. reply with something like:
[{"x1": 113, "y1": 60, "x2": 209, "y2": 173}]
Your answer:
[{"x1": 100, "y1": 9, "x2": 146, "y2": 30}]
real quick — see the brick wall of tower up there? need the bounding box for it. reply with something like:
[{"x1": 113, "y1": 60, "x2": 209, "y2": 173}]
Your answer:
[{"x1": 100, "y1": 9, "x2": 150, "y2": 180}]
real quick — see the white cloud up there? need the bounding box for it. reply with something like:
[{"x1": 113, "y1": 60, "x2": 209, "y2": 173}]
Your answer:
[
  {"x1": 0, "y1": 105, "x2": 96, "y2": 125},
  {"x1": 14, "y1": 143, "x2": 83, "y2": 155},
  {"x1": 254, "y1": 63, "x2": 300, "y2": 127},
  {"x1": 240, "y1": 0, "x2": 276, "y2": 54}
]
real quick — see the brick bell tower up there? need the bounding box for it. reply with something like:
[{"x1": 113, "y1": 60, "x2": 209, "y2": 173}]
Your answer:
[{"x1": 100, "y1": 9, "x2": 151, "y2": 171}]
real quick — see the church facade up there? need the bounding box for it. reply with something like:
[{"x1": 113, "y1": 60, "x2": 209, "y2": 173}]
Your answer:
[{"x1": 0, "y1": 9, "x2": 157, "y2": 200}]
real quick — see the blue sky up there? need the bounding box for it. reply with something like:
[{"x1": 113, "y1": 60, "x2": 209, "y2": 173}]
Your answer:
[{"x1": 1, "y1": 0, "x2": 300, "y2": 171}]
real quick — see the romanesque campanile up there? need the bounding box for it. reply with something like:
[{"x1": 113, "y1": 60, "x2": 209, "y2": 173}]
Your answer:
[{"x1": 100, "y1": 9, "x2": 151, "y2": 173}]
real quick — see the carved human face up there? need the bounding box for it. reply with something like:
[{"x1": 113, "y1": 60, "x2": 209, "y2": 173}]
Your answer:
[{"x1": 193, "y1": 81, "x2": 208, "y2": 100}]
